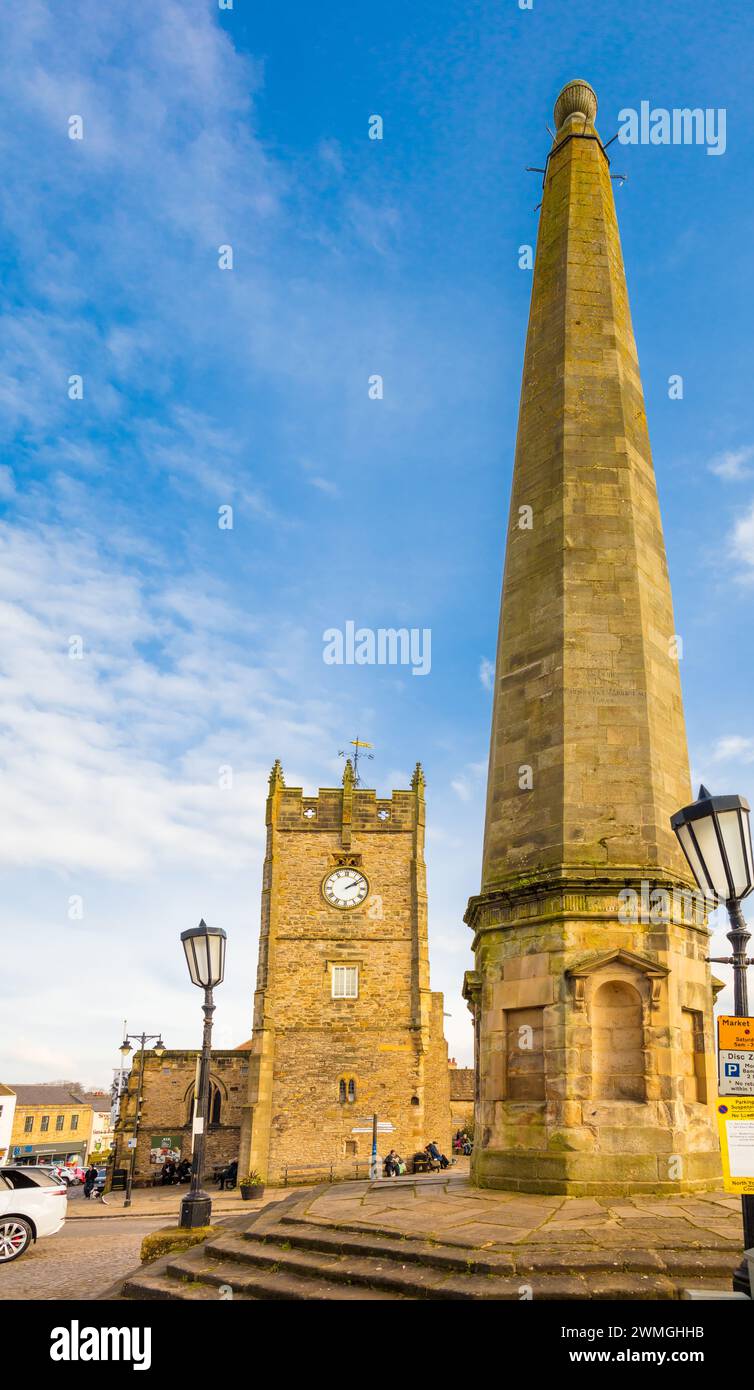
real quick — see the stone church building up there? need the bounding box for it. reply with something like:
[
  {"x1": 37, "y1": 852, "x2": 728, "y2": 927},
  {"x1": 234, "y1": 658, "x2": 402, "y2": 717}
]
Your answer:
[
  {"x1": 114, "y1": 759, "x2": 452, "y2": 1185},
  {"x1": 239, "y1": 759, "x2": 451, "y2": 1181}
]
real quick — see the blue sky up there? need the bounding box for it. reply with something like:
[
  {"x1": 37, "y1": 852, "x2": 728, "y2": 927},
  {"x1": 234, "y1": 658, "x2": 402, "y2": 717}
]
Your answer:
[{"x1": 1, "y1": 0, "x2": 753, "y2": 1084}]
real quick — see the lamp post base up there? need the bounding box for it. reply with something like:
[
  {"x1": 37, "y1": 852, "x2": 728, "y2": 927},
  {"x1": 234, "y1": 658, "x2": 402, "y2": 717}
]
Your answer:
[{"x1": 179, "y1": 1192, "x2": 212, "y2": 1229}]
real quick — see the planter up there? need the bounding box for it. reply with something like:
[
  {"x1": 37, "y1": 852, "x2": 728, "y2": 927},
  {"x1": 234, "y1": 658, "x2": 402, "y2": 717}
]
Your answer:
[{"x1": 240, "y1": 1184, "x2": 265, "y2": 1201}]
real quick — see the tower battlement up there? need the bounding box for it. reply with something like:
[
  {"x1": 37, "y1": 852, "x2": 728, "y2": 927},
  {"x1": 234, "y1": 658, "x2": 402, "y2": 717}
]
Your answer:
[{"x1": 266, "y1": 760, "x2": 425, "y2": 836}]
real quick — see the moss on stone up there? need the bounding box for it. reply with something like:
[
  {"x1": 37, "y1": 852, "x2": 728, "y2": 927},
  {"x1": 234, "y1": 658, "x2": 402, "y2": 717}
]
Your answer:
[{"x1": 140, "y1": 1224, "x2": 221, "y2": 1265}]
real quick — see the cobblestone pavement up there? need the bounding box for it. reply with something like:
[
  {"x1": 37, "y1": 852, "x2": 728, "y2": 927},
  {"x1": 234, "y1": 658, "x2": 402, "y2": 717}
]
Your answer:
[{"x1": 1, "y1": 1216, "x2": 166, "y2": 1300}]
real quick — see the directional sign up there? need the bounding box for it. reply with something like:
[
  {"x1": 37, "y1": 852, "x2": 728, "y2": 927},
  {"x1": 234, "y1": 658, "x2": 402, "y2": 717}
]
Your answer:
[
  {"x1": 717, "y1": 1098, "x2": 754, "y2": 1194},
  {"x1": 351, "y1": 1124, "x2": 394, "y2": 1134},
  {"x1": 717, "y1": 1016, "x2": 754, "y2": 1096}
]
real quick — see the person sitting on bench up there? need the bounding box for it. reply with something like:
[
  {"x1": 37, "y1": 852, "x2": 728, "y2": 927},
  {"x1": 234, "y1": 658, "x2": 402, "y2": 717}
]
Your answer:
[
  {"x1": 426, "y1": 1140, "x2": 449, "y2": 1170},
  {"x1": 218, "y1": 1158, "x2": 238, "y2": 1190}
]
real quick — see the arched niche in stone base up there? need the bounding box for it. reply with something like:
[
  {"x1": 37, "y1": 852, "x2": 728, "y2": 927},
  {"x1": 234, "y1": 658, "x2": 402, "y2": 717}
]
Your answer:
[{"x1": 565, "y1": 949, "x2": 669, "y2": 1104}]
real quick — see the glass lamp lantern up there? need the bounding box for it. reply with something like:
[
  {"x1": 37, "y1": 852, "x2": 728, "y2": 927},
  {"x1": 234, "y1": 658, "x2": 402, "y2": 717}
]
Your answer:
[
  {"x1": 670, "y1": 785, "x2": 754, "y2": 905},
  {"x1": 181, "y1": 919, "x2": 227, "y2": 990}
]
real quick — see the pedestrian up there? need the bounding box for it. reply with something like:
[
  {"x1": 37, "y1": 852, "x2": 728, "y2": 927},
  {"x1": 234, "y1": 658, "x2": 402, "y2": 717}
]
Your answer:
[
  {"x1": 83, "y1": 1163, "x2": 98, "y2": 1199},
  {"x1": 426, "y1": 1139, "x2": 450, "y2": 1170}
]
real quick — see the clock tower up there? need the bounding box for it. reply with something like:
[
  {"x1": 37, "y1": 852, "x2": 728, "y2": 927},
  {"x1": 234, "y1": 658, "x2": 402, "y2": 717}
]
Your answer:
[{"x1": 239, "y1": 758, "x2": 451, "y2": 1181}]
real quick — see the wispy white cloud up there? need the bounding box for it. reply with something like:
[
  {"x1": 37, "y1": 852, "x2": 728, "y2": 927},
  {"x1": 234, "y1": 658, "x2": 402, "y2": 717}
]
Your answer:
[
  {"x1": 709, "y1": 445, "x2": 754, "y2": 480},
  {"x1": 731, "y1": 501, "x2": 754, "y2": 575},
  {"x1": 708, "y1": 734, "x2": 754, "y2": 764},
  {"x1": 0, "y1": 521, "x2": 335, "y2": 873},
  {"x1": 479, "y1": 656, "x2": 494, "y2": 690}
]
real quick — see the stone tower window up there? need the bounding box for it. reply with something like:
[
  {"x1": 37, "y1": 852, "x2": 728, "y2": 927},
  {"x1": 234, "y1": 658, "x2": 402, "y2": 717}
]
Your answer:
[
  {"x1": 592, "y1": 980, "x2": 645, "y2": 1101},
  {"x1": 338, "y1": 1078, "x2": 357, "y2": 1104},
  {"x1": 332, "y1": 965, "x2": 358, "y2": 999}
]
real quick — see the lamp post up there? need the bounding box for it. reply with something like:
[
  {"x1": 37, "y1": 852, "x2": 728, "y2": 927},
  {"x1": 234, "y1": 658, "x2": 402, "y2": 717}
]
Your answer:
[
  {"x1": 120, "y1": 1032, "x2": 166, "y2": 1209},
  {"x1": 671, "y1": 784, "x2": 754, "y2": 1295},
  {"x1": 179, "y1": 919, "x2": 227, "y2": 1230}
]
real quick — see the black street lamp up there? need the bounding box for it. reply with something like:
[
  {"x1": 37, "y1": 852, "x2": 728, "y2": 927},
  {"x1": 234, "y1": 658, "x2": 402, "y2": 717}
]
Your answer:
[
  {"x1": 671, "y1": 784, "x2": 754, "y2": 1295},
  {"x1": 179, "y1": 919, "x2": 227, "y2": 1230},
  {"x1": 119, "y1": 1032, "x2": 166, "y2": 1209}
]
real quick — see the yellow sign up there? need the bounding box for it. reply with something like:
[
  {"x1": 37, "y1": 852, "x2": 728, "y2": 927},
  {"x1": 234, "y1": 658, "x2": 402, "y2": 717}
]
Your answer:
[
  {"x1": 716, "y1": 1097, "x2": 754, "y2": 1194},
  {"x1": 718, "y1": 1016, "x2": 754, "y2": 1050}
]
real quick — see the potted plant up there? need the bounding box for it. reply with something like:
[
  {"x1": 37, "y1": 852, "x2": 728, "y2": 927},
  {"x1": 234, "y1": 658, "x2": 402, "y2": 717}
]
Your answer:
[{"x1": 239, "y1": 1170, "x2": 265, "y2": 1201}]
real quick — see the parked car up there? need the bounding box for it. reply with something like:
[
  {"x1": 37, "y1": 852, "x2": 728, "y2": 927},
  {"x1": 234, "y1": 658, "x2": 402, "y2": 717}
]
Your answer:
[
  {"x1": 92, "y1": 1166, "x2": 107, "y2": 1198},
  {"x1": 62, "y1": 1165, "x2": 85, "y2": 1185},
  {"x1": 33, "y1": 1164, "x2": 71, "y2": 1186},
  {"x1": 0, "y1": 1166, "x2": 67, "y2": 1262}
]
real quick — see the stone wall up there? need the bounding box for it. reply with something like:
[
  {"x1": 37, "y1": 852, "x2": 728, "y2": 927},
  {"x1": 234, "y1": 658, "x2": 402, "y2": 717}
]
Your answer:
[{"x1": 112, "y1": 1049, "x2": 248, "y2": 1187}]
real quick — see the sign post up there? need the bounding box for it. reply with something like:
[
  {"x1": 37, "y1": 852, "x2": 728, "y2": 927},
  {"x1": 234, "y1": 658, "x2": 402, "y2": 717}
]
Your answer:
[{"x1": 370, "y1": 1113, "x2": 378, "y2": 1181}]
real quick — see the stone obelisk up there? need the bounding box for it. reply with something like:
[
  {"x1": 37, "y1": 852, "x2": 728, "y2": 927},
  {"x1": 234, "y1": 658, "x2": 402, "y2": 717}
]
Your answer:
[{"x1": 464, "y1": 80, "x2": 721, "y2": 1195}]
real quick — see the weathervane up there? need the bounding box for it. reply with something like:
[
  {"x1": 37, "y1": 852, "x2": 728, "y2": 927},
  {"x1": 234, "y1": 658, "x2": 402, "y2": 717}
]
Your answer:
[{"x1": 338, "y1": 738, "x2": 374, "y2": 787}]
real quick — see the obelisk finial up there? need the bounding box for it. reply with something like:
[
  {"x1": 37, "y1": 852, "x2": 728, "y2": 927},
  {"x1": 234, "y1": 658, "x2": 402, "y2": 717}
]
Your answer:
[{"x1": 553, "y1": 78, "x2": 597, "y2": 133}]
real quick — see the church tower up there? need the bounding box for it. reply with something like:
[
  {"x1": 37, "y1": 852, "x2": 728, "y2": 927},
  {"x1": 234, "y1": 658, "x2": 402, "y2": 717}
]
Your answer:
[
  {"x1": 464, "y1": 80, "x2": 720, "y2": 1194},
  {"x1": 240, "y1": 759, "x2": 451, "y2": 1181}
]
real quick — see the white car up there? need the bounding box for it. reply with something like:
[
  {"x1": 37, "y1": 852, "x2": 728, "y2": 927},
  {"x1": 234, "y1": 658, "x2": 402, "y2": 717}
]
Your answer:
[{"x1": 0, "y1": 1166, "x2": 68, "y2": 1262}]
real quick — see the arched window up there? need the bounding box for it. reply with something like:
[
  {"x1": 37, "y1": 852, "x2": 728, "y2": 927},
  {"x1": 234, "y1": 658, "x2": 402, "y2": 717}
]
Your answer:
[
  {"x1": 347, "y1": 1079, "x2": 355, "y2": 1104},
  {"x1": 338, "y1": 1078, "x2": 357, "y2": 1104},
  {"x1": 339, "y1": 1079, "x2": 346, "y2": 1104},
  {"x1": 187, "y1": 1081, "x2": 223, "y2": 1126},
  {"x1": 592, "y1": 980, "x2": 645, "y2": 1101}
]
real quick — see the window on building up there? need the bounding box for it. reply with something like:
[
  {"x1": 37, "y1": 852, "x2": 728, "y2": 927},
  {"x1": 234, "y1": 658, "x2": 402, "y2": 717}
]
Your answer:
[
  {"x1": 24, "y1": 1116, "x2": 34, "y2": 1133},
  {"x1": 681, "y1": 1008, "x2": 708, "y2": 1104},
  {"x1": 338, "y1": 1078, "x2": 357, "y2": 1104},
  {"x1": 188, "y1": 1082, "x2": 222, "y2": 1127},
  {"x1": 71, "y1": 1115, "x2": 78, "y2": 1131},
  {"x1": 55, "y1": 1115, "x2": 64, "y2": 1131},
  {"x1": 332, "y1": 965, "x2": 358, "y2": 999},
  {"x1": 41, "y1": 1115, "x2": 50, "y2": 1132},
  {"x1": 344, "y1": 1140, "x2": 357, "y2": 1156}
]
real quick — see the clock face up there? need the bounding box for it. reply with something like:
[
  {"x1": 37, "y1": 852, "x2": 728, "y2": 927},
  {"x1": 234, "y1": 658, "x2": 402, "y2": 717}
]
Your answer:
[{"x1": 322, "y1": 867, "x2": 369, "y2": 910}]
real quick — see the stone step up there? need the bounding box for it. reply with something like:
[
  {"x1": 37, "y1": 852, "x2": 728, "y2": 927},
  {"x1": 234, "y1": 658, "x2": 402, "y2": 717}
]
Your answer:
[
  {"x1": 230, "y1": 1216, "x2": 739, "y2": 1283},
  {"x1": 120, "y1": 1269, "x2": 251, "y2": 1301},
  {"x1": 232, "y1": 1221, "x2": 516, "y2": 1275},
  {"x1": 165, "y1": 1253, "x2": 411, "y2": 1300},
  {"x1": 199, "y1": 1231, "x2": 704, "y2": 1300}
]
